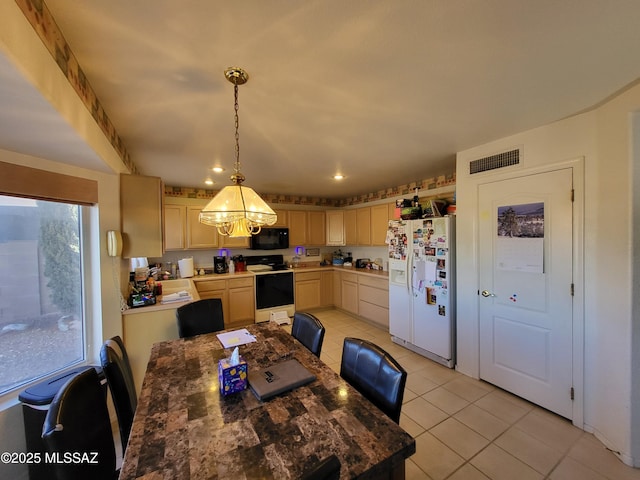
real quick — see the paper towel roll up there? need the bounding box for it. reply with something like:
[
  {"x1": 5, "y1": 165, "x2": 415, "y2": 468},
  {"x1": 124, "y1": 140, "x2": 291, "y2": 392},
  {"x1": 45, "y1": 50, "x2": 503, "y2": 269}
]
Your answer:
[{"x1": 178, "y1": 258, "x2": 194, "y2": 278}]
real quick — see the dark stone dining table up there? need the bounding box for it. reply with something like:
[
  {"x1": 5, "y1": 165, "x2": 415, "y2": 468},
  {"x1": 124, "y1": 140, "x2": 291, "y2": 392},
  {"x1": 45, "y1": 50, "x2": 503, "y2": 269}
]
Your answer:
[{"x1": 118, "y1": 321, "x2": 415, "y2": 479}]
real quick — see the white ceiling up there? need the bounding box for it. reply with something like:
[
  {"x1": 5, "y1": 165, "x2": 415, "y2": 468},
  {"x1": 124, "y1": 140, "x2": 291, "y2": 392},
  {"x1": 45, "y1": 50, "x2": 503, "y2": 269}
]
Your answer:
[{"x1": 3, "y1": 0, "x2": 640, "y2": 199}]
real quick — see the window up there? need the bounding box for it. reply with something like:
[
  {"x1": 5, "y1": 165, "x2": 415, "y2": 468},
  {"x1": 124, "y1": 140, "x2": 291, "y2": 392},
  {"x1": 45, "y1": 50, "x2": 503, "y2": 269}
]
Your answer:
[{"x1": 0, "y1": 195, "x2": 85, "y2": 395}]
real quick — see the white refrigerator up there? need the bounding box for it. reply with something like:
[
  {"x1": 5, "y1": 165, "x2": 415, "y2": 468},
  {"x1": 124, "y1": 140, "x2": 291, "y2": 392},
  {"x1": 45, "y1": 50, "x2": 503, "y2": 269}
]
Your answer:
[{"x1": 387, "y1": 216, "x2": 455, "y2": 367}]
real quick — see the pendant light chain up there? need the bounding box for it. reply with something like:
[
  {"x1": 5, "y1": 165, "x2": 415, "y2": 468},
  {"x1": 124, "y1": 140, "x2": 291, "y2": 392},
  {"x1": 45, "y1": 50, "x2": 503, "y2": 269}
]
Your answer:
[
  {"x1": 198, "y1": 67, "x2": 277, "y2": 236},
  {"x1": 233, "y1": 82, "x2": 241, "y2": 175}
]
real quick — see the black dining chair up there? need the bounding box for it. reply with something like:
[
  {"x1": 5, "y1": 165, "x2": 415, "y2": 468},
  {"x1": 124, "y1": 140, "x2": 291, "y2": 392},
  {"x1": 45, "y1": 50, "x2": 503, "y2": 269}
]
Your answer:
[
  {"x1": 100, "y1": 335, "x2": 137, "y2": 453},
  {"x1": 291, "y1": 311, "x2": 326, "y2": 357},
  {"x1": 176, "y1": 298, "x2": 225, "y2": 338},
  {"x1": 340, "y1": 337, "x2": 407, "y2": 424},
  {"x1": 42, "y1": 368, "x2": 118, "y2": 480},
  {"x1": 301, "y1": 454, "x2": 341, "y2": 480}
]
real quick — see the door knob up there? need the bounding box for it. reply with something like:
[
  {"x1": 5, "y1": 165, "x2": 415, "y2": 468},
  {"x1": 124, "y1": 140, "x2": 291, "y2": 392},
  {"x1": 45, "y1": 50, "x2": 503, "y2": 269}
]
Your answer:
[{"x1": 481, "y1": 290, "x2": 496, "y2": 297}]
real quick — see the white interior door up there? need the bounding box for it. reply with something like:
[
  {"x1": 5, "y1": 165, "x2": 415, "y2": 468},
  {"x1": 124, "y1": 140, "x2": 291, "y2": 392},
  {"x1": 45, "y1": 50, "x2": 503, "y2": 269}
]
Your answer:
[{"x1": 478, "y1": 168, "x2": 574, "y2": 419}]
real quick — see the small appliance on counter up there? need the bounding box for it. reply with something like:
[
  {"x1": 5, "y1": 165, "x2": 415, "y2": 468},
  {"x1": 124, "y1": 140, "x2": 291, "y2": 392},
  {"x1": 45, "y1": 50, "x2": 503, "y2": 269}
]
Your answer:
[
  {"x1": 214, "y1": 256, "x2": 228, "y2": 274},
  {"x1": 233, "y1": 255, "x2": 246, "y2": 272},
  {"x1": 355, "y1": 258, "x2": 370, "y2": 268}
]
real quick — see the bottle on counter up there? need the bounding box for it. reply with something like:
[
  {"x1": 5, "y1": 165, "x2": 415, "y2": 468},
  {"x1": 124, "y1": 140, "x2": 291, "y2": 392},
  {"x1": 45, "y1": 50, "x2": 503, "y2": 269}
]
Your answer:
[{"x1": 228, "y1": 259, "x2": 235, "y2": 274}]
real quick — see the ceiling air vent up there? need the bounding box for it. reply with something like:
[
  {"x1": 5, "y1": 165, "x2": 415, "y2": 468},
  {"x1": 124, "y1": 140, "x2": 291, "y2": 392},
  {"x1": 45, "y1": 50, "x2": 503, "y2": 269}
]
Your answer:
[{"x1": 469, "y1": 148, "x2": 520, "y2": 174}]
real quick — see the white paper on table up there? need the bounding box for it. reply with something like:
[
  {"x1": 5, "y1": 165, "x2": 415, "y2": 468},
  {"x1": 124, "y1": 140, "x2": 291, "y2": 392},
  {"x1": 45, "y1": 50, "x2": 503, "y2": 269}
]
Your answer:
[{"x1": 216, "y1": 329, "x2": 257, "y2": 348}]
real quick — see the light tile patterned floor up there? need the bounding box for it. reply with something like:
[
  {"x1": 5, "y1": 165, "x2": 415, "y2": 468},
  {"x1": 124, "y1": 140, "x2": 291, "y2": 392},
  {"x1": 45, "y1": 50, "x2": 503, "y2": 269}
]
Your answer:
[{"x1": 305, "y1": 309, "x2": 640, "y2": 480}]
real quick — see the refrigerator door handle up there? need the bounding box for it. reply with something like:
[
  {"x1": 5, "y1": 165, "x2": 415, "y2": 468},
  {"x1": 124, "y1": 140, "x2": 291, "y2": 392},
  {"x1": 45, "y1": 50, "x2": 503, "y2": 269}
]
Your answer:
[{"x1": 407, "y1": 254, "x2": 413, "y2": 295}]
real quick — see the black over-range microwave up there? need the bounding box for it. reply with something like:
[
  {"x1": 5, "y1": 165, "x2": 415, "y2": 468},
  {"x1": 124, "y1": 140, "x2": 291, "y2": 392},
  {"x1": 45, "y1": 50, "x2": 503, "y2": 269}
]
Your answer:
[{"x1": 250, "y1": 228, "x2": 289, "y2": 250}]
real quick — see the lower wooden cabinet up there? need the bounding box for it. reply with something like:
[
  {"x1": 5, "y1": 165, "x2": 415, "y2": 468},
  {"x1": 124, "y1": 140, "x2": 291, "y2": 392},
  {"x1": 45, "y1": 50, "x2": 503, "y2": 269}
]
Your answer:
[
  {"x1": 341, "y1": 271, "x2": 359, "y2": 315},
  {"x1": 227, "y1": 277, "x2": 255, "y2": 327},
  {"x1": 194, "y1": 269, "x2": 387, "y2": 329},
  {"x1": 194, "y1": 276, "x2": 254, "y2": 328},
  {"x1": 320, "y1": 271, "x2": 333, "y2": 307},
  {"x1": 357, "y1": 275, "x2": 389, "y2": 328},
  {"x1": 295, "y1": 271, "x2": 322, "y2": 310}
]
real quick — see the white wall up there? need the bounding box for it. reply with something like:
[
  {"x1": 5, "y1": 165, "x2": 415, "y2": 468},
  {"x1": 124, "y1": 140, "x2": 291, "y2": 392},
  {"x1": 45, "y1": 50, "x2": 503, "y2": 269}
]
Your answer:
[
  {"x1": 0, "y1": 150, "x2": 122, "y2": 479},
  {"x1": 456, "y1": 82, "x2": 640, "y2": 466}
]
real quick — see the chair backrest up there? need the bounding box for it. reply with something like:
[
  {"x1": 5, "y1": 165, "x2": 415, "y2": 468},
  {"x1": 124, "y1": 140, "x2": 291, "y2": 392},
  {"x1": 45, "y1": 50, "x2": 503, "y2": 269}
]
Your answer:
[
  {"x1": 176, "y1": 298, "x2": 225, "y2": 338},
  {"x1": 100, "y1": 336, "x2": 137, "y2": 452},
  {"x1": 340, "y1": 337, "x2": 407, "y2": 423},
  {"x1": 301, "y1": 454, "x2": 341, "y2": 480},
  {"x1": 42, "y1": 368, "x2": 116, "y2": 480},
  {"x1": 291, "y1": 312, "x2": 325, "y2": 357}
]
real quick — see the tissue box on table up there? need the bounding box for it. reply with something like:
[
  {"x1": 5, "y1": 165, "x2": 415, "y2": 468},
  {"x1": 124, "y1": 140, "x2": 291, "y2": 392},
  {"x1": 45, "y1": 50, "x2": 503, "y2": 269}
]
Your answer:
[{"x1": 218, "y1": 356, "x2": 248, "y2": 396}]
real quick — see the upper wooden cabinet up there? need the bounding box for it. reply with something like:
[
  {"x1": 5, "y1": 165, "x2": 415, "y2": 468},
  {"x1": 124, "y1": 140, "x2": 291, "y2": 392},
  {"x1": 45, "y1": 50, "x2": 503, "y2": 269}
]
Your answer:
[
  {"x1": 356, "y1": 207, "x2": 371, "y2": 245},
  {"x1": 344, "y1": 209, "x2": 357, "y2": 246},
  {"x1": 121, "y1": 174, "x2": 164, "y2": 258},
  {"x1": 219, "y1": 234, "x2": 249, "y2": 249},
  {"x1": 371, "y1": 204, "x2": 390, "y2": 246},
  {"x1": 271, "y1": 209, "x2": 288, "y2": 227},
  {"x1": 164, "y1": 204, "x2": 186, "y2": 250},
  {"x1": 342, "y1": 202, "x2": 394, "y2": 246},
  {"x1": 307, "y1": 211, "x2": 326, "y2": 246},
  {"x1": 288, "y1": 210, "x2": 307, "y2": 246},
  {"x1": 164, "y1": 204, "x2": 219, "y2": 250},
  {"x1": 389, "y1": 202, "x2": 398, "y2": 221},
  {"x1": 288, "y1": 210, "x2": 325, "y2": 246},
  {"x1": 186, "y1": 206, "x2": 218, "y2": 249},
  {"x1": 326, "y1": 210, "x2": 345, "y2": 246}
]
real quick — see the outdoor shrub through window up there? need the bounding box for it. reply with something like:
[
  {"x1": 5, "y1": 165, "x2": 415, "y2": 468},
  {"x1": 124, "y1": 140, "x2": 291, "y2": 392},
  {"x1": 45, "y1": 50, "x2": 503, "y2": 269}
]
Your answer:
[{"x1": 0, "y1": 195, "x2": 85, "y2": 396}]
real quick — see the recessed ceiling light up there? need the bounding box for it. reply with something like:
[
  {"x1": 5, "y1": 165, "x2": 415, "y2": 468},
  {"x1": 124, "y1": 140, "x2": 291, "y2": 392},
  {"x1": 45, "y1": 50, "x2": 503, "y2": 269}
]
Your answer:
[
  {"x1": 204, "y1": 179, "x2": 214, "y2": 186},
  {"x1": 212, "y1": 167, "x2": 224, "y2": 173},
  {"x1": 333, "y1": 174, "x2": 344, "y2": 180}
]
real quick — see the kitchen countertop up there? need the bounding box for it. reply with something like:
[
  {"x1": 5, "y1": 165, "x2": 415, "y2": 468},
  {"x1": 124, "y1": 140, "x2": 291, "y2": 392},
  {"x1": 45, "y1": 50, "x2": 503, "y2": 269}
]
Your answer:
[
  {"x1": 124, "y1": 266, "x2": 388, "y2": 315},
  {"x1": 184, "y1": 265, "x2": 388, "y2": 280},
  {"x1": 122, "y1": 278, "x2": 201, "y2": 315}
]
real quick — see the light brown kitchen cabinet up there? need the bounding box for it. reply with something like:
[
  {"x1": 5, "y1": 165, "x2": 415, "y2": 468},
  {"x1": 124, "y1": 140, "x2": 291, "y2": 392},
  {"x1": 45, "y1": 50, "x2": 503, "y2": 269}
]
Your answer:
[
  {"x1": 121, "y1": 174, "x2": 164, "y2": 258},
  {"x1": 344, "y1": 209, "x2": 357, "y2": 246},
  {"x1": 371, "y1": 204, "x2": 390, "y2": 246},
  {"x1": 186, "y1": 206, "x2": 218, "y2": 249},
  {"x1": 288, "y1": 210, "x2": 307, "y2": 246},
  {"x1": 358, "y1": 275, "x2": 389, "y2": 328},
  {"x1": 320, "y1": 270, "x2": 334, "y2": 307},
  {"x1": 325, "y1": 210, "x2": 345, "y2": 246},
  {"x1": 164, "y1": 204, "x2": 219, "y2": 250},
  {"x1": 333, "y1": 270, "x2": 342, "y2": 308},
  {"x1": 295, "y1": 271, "x2": 322, "y2": 310},
  {"x1": 227, "y1": 277, "x2": 255, "y2": 327},
  {"x1": 194, "y1": 279, "x2": 227, "y2": 312},
  {"x1": 307, "y1": 211, "x2": 326, "y2": 246},
  {"x1": 356, "y1": 207, "x2": 371, "y2": 245},
  {"x1": 341, "y1": 271, "x2": 359, "y2": 314},
  {"x1": 288, "y1": 210, "x2": 325, "y2": 246},
  {"x1": 164, "y1": 204, "x2": 186, "y2": 250},
  {"x1": 271, "y1": 209, "x2": 288, "y2": 227},
  {"x1": 389, "y1": 202, "x2": 398, "y2": 221},
  {"x1": 194, "y1": 276, "x2": 254, "y2": 327},
  {"x1": 219, "y1": 234, "x2": 249, "y2": 249}
]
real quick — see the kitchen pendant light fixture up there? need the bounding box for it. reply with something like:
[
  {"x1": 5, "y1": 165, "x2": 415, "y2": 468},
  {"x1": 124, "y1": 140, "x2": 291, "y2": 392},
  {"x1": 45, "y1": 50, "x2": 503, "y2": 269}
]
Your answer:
[{"x1": 199, "y1": 67, "x2": 277, "y2": 237}]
